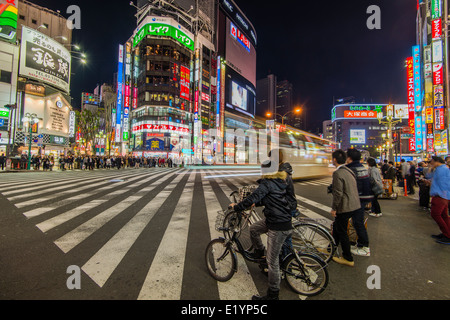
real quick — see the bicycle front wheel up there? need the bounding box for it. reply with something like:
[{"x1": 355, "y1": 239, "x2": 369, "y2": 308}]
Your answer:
[
  {"x1": 205, "y1": 238, "x2": 237, "y2": 282},
  {"x1": 223, "y1": 210, "x2": 253, "y2": 252},
  {"x1": 291, "y1": 222, "x2": 336, "y2": 263},
  {"x1": 283, "y1": 253, "x2": 329, "y2": 297}
]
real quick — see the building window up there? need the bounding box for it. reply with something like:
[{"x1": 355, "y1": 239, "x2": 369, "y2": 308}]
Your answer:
[
  {"x1": 32, "y1": 19, "x2": 37, "y2": 24},
  {"x1": 43, "y1": 23, "x2": 49, "y2": 29},
  {"x1": 0, "y1": 70, "x2": 12, "y2": 84},
  {"x1": 19, "y1": 15, "x2": 25, "y2": 20}
]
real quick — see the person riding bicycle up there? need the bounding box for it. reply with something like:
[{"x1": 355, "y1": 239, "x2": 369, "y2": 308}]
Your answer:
[{"x1": 230, "y1": 159, "x2": 293, "y2": 301}]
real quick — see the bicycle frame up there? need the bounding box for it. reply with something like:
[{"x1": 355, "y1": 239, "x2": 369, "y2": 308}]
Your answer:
[{"x1": 219, "y1": 213, "x2": 265, "y2": 265}]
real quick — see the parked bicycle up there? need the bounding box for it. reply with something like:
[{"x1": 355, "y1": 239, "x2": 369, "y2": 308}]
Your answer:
[
  {"x1": 205, "y1": 209, "x2": 329, "y2": 297},
  {"x1": 227, "y1": 186, "x2": 337, "y2": 263}
]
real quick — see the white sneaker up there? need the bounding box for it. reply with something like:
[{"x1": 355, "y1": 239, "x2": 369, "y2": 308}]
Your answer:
[
  {"x1": 351, "y1": 246, "x2": 371, "y2": 257},
  {"x1": 369, "y1": 212, "x2": 382, "y2": 217}
]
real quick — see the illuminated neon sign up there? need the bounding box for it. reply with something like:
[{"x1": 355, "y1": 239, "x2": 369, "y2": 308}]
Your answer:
[{"x1": 230, "y1": 22, "x2": 250, "y2": 52}]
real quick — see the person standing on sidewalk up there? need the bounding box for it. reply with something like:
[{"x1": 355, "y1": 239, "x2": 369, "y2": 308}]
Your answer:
[
  {"x1": 330, "y1": 149, "x2": 361, "y2": 267},
  {"x1": 367, "y1": 157, "x2": 384, "y2": 217},
  {"x1": 346, "y1": 148, "x2": 373, "y2": 256},
  {"x1": 425, "y1": 156, "x2": 450, "y2": 244}
]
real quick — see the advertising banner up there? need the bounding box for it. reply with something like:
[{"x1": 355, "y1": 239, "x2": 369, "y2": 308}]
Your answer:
[
  {"x1": 431, "y1": 0, "x2": 442, "y2": 19},
  {"x1": 415, "y1": 115, "x2": 424, "y2": 151},
  {"x1": 435, "y1": 107, "x2": 445, "y2": 130},
  {"x1": 432, "y1": 19, "x2": 442, "y2": 39},
  {"x1": 0, "y1": 0, "x2": 18, "y2": 43},
  {"x1": 406, "y1": 57, "x2": 415, "y2": 151},
  {"x1": 19, "y1": 26, "x2": 71, "y2": 93},
  {"x1": 180, "y1": 65, "x2": 191, "y2": 100},
  {"x1": 434, "y1": 85, "x2": 444, "y2": 106},
  {"x1": 432, "y1": 40, "x2": 443, "y2": 63},
  {"x1": 133, "y1": 16, "x2": 194, "y2": 51},
  {"x1": 115, "y1": 45, "x2": 124, "y2": 142},
  {"x1": 350, "y1": 129, "x2": 366, "y2": 144},
  {"x1": 413, "y1": 46, "x2": 422, "y2": 113},
  {"x1": 426, "y1": 107, "x2": 434, "y2": 124},
  {"x1": 433, "y1": 63, "x2": 443, "y2": 85}
]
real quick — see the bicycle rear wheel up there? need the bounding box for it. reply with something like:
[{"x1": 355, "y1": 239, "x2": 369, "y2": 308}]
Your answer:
[
  {"x1": 205, "y1": 238, "x2": 237, "y2": 282},
  {"x1": 291, "y1": 222, "x2": 336, "y2": 263},
  {"x1": 283, "y1": 253, "x2": 329, "y2": 296}
]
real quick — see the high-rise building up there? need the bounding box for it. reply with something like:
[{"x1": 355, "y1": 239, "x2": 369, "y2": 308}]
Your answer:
[
  {"x1": 276, "y1": 79, "x2": 301, "y2": 129},
  {"x1": 123, "y1": 0, "x2": 258, "y2": 163},
  {"x1": 256, "y1": 74, "x2": 276, "y2": 119}
]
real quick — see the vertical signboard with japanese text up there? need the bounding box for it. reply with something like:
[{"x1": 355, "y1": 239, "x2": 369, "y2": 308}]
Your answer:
[
  {"x1": 413, "y1": 46, "x2": 423, "y2": 113},
  {"x1": 123, "y1": 43, "x2": 131, "y2": 141},
  {"x1": 431, "y1": 0, "x2": 442, "y2": 19},
  {"x1": 406, "y1": 57, "x2": 416, "y2": 151},
  {"x1": 115, "y1": 45, "x2": 124, "y2": 142}
]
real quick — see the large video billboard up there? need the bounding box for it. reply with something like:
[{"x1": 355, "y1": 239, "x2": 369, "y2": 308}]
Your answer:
[{"x1": 225, "y1": 66, "x2": 256, "y2": 118}]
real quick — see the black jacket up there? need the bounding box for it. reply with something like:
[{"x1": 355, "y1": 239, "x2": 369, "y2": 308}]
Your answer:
[
  {"x1": 234, "y1": 171, "x2": 293, "y2": 231},
  {"x1": 346, "y1": 161, "x2": 374, "y2": 203}
]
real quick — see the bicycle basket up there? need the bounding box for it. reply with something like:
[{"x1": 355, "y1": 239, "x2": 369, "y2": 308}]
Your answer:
[
  {"x1": 237, "y1": 185, "x2": 258, "y2": 202},
  {"x1": 215, "y1": 210, "x2": 227, "y2": 232}
]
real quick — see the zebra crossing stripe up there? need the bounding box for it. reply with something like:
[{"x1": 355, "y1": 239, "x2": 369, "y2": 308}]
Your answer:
[
  {"x1": 137, "y1": 172, "x2": 196, "y2": 300},
  {"x1": 19, "y1": 170, "x2": 161, "y2": 216},
  {"x1": 11, "y1": 170, "x2": 147, "y2": 205},
  {"x1": 81, "y1": 171, "x2": 186, "y2": 288},
  {"x1": 202, "y1": 173, "x2": 259, "y2": 300},
  {"x1": 37, "y1": 170, "x2": 176, "y2": 235},
  {"x1": 295, "y1": 195, "x2": 333, "y2": 228},
  {"x1": 0, "y1": 171, "x2": 121, "y2": 193}
]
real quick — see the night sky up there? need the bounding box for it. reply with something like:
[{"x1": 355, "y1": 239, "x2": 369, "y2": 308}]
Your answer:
[{"x1": 27, "y1": 0, "x2": 417, "y2": 132}]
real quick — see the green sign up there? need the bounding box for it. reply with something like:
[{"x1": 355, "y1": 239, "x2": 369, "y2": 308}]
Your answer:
[
  {"x1": 0, "y1": 0, "x2": 18, "y2": 43},
  {"x1": 133, "y1": 22, "x2": 194, "y2": 51},
  {"x1": 0, "y1": 107, "x2": 9, "y2": 118},
  {"x1": 432, "y1": 0, "x2": 442, "y2": 19},
  {"x1": 123, "y1": 132, "x2": 129, "y2": 141}
]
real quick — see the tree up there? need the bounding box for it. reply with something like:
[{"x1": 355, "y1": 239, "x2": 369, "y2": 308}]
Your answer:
[
  {"x1": 75, "y1": 109, "x2": 101, "y2": 155},
  {"x1": 100, "y1": 85, "x2": 116, "y2": 156}
]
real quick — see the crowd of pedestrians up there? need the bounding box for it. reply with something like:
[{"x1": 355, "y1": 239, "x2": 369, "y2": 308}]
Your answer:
[
  {"x1": 0, "y1": 154, "x2": 180, "y2": 171},
  {"x1": 330, "y1": 150, "x2": 450, "y2": 268}
]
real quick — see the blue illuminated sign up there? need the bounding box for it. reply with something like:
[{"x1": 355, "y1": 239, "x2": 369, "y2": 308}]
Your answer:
[{"x1": 413, "y1": 45, "x2": 423, "y2": 113}]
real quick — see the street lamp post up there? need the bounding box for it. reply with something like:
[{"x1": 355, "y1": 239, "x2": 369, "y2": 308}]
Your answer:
[
  {"x1": 377, "y1": 105, "x2": 402, "y2": 162},
  {"x1": 266, "y1": 108, "x2": 302, "y2": 126},
  {"x1": 22, "y1": 113, "x2": 39, "y2": 171}
]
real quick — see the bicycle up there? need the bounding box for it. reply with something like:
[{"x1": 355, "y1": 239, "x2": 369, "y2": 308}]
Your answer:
[
  {"x1": 227, "y1": 186, "x2": 337, "y2": 263},
  {"x1": 291, "y1": 217, "x2": 337, "y2": 263},
  {"x1": 205, "y1": 209, "x2": 329, "y2": 297}
]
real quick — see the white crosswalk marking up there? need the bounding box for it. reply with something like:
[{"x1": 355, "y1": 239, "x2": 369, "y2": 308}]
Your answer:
[
  {"x1": 138, "y1": 172, "x2": 195, "y2": 300},
  {"x1": 201, "y1": 172, "x2": 259, "y2": 301}
]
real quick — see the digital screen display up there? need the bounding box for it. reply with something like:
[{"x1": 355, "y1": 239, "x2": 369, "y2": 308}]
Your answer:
[{"x1": 231, "y1": 81, "x2": 248, "y2": 111}]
